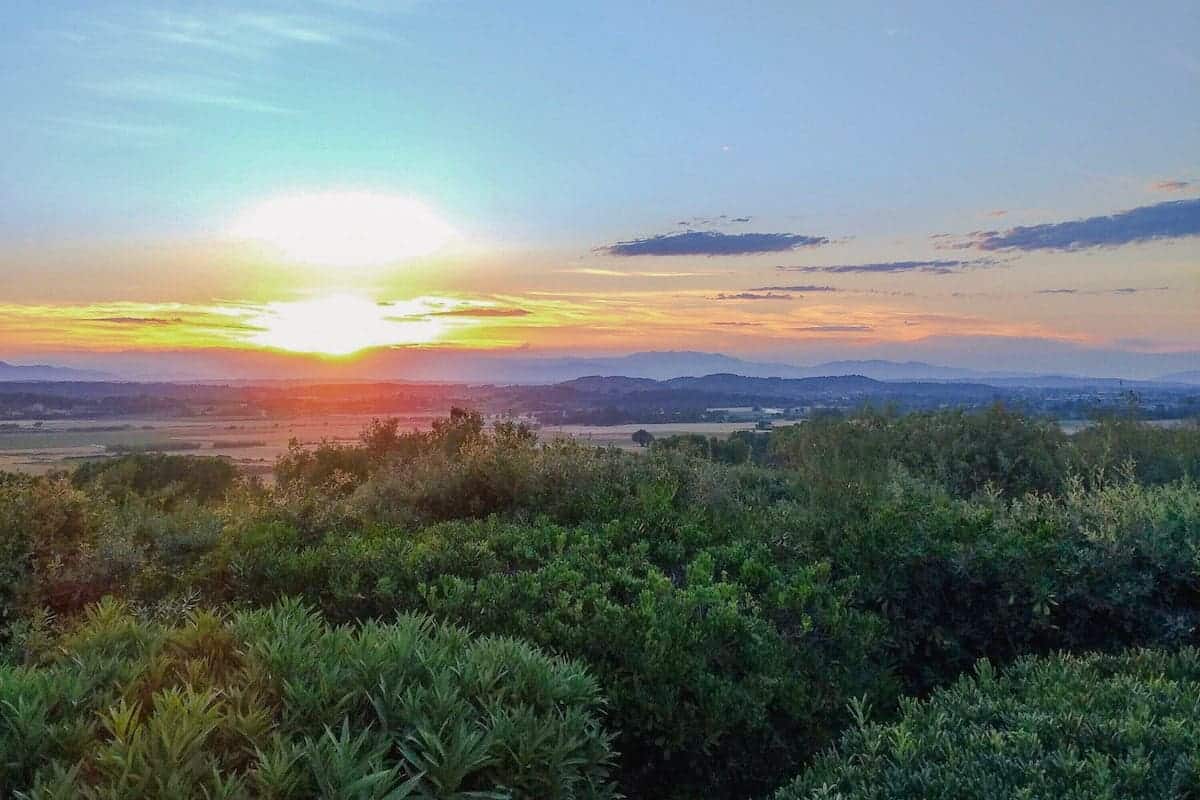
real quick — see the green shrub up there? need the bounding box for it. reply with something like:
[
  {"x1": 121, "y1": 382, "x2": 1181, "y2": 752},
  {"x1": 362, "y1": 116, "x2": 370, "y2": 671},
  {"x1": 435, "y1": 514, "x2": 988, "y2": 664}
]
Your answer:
[
  {"x1": 9, "y1": 409, "x2": 1200, "y2": 799},
  {"x1": 768, "y1": 405, "x2": 1069, "y2": 498},
  {"x1": 0, "y1": 475, "x2": 93, "y2": 630},
  {"x1": 72, "y1": 453, "x2": 238, "y2": 506},
  {"x1": 791, "y1": 473, "x2": 1200, "y2": 695},
  {"x1": 1071, "y1": 415, "x2": 1200, "y2": 486},
  {"x1": 214, "y1": 509, "x2": 886, "y2": 799},
  {"x1": 775, "y1": 647, "x2": 1200, "y2": 800},
  {"x1": 0, "y1": 597, "x2": 616, "y2": 800}
]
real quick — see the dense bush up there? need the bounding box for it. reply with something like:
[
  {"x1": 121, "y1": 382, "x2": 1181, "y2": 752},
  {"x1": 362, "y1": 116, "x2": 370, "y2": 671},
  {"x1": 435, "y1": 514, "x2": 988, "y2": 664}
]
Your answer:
[
  {"x1": 776, "y1": 647, "x2": 1200, "y2": 799},
  {"x1": 1071, "y1": 415, "x2": 1200, "y2": 486},
  {"x1": 72, "y1": 453, "x2": 238, "y2": 505},
  {"x1": 767, "y1": 404, "x2": 1070, "y2": 498},
  {"x1": 792, "y1": 473, "x2": 1200, "y2": 695},
  {"x1": 4, "y1": 407, "x2": 1200, "y2": 799},
  {"x1": 0, "y1": 597, "x2": 616, "y2": 800},
  {"x1": 216, "y1": 491, "x2": 885, "y2": 797}
]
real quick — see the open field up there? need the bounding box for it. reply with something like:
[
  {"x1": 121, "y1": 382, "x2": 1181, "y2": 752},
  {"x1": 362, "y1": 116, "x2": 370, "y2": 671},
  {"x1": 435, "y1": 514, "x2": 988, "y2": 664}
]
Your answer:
[
  {"x1": 0, "y1": 415, "x2": 767, "y2": 474},
  {"x1": 0, "y1": 414, "x2": 431, "y2": 474},
  {"x1": 539, "y1": 421, "x2": 763, "y2": 448},
  {"x1": 3, "y1": 413, "x2": 1193, "y2": 475}
]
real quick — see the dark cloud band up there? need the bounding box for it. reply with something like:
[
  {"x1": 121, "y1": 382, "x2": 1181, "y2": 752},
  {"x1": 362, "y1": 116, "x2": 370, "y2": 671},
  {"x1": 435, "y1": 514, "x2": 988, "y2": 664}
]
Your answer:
[
  {"x1": 603, "y1": 230, "x2": 828, "y2": 256},
  {"x1": 793, "y1": 324, "x2": 873, "y2": 332},
  {"x1": 750, "y1": 284, "x2": 839, "y2": 292},
  {"x1": 971, "y1": 199, "x2": 1200, "y2": 251},
  {"x1": 777, "y1": 259, "x2": 995, "y2": 275},
  {"x1": 712, "y1": 291, "x2": 793, "y2": 301}
]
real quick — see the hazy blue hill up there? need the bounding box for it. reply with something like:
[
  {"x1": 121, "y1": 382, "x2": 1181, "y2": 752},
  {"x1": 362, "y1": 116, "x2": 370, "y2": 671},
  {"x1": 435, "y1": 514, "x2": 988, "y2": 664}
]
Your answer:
[
  {"x1": 663, "y1": 373, "x2": 885, "y2": 396},
  {"x1": 0, "y1": 361, "x2": 113, "y2": 381},
  {"x1": 559, "y1": 375, "x2": 664, "y2": 394}
]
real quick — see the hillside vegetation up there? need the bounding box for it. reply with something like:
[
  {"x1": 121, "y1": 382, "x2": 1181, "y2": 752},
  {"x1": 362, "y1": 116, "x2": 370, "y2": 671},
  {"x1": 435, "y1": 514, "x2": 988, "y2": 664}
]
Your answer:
[{"x1": 2, "y1": 405, "x2": 1199, "y2": 798}]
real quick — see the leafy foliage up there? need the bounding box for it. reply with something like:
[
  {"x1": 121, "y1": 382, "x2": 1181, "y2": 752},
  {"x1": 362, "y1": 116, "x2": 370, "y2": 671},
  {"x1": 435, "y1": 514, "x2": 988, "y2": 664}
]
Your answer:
[
  {"x1": 0, "y1": 598, "x2": 615, "y2": 800},
  {"x1": 3, "y1": 406, "x2": 1200, "y2": 798},
  {"x1": 72, "y1": 453, "x2": 238, "y2": 506},
  {"x1": 776, "y1": 647, "x2": 1200, "y2": 800}
]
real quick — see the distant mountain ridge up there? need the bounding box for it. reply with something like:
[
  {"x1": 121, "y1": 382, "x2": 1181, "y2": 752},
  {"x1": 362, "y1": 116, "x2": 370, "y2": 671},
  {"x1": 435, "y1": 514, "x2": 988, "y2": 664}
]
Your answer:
[
  {"x1": 8, "y1": 349, "x2": 1197, "y2": 386},
  {"x1": 545, "y1": 352, "x2": 1184, "y2": 388},
  {"x1": 558, "y1": 372, "x2": 1005, "y2": 405},
  {"x1": 0, "y1": 361, "x2": 113, "y2": 382}
]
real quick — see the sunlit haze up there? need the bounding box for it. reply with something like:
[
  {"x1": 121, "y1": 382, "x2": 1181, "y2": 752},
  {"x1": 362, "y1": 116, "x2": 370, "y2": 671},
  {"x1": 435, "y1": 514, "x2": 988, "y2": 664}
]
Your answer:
[{"x1": 230, "y1": 192, "x2": 455, "y2": 268}]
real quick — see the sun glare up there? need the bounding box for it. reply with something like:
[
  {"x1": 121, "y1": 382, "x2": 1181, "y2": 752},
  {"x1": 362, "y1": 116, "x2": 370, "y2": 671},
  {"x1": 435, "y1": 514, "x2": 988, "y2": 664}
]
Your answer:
[
  {"x1": 230, "y1": 191, "x2": 455, "y2": 267},
  {"x1": 246, "y1": 294, "x2": 445, "y2": 355}
]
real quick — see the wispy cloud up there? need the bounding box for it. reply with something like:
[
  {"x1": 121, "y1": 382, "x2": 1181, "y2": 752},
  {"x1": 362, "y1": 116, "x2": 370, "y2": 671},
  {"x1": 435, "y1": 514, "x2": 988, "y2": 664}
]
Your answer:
[
  {"x1": 1034, "y1": 286, "x2": 1170, "y2": 296},
  {"x1": 966, "y1": 199, "x2": 1200, "y2": 251},
  {"x1": 43, "y1": 116, "x2": 178, "y2": 139},
  {"x1": 712, "y1": 321, "x2": 763, "y2": 327},
  {"x1": 83, "y1": 316, "x2": 184, "y2": 325},
  {"x1": 750, "y1": 284, "x2": 839, "y2": 292},
  {"x1": 711, "y1": 291, "x2": 794, "y2": 301},
  {"x1": 777, "y1": 258, "x2": 998, "y2": 275},
  {"x1": 793, "y1": 324, "x2": 873, "y2": 333},
  {"x1": 432, "y1": 307, "x2": 531, "y2": 318},
  {"x1": 84, "y1": 76, "x2": 297, "y2": 115},
  {"x1": 561, "y1": 268, "x2": 723, "y2": 278},
  {"x1": 127, "y1": 8, "x2": 369, "y2": 58},
  {"x1": 59, "y1": 4, "x2": 404, "y2": 123},
  {"x1": 675, "y1": 215, "x2": 753, "y2": 228},
  {"x1": 1152, "y1": 180, "x2": 1192, "y2": 192},
  {"x1": 602, "y1": 230, "x2": 829, "y2": 256}
]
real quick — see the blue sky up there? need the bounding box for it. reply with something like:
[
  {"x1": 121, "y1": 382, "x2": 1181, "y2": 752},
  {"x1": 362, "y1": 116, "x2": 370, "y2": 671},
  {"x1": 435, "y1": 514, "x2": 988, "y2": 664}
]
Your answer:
[
  {"x1": 0, "y1": 1, "x2": 1197, "y2": 373},
  {"x1": 4, "y1": 1, "x2": 1196, "y2": 240}
]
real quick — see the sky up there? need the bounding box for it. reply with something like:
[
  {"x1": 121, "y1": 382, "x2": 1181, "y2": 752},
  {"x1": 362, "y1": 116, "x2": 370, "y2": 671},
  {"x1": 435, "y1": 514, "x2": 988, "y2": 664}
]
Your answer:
[{"x1": 1, "y1": 0, "x2": 1198, "y2": 378}]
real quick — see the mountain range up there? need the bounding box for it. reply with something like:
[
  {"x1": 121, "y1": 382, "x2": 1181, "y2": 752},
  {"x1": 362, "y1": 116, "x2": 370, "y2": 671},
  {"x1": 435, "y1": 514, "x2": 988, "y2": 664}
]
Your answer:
[
  {"x1": 0, "y1": 361, "x2": 114, "y2": 382},
  {"x1": 2, "y1": 350, "x2": 1198, "y2": 387}
]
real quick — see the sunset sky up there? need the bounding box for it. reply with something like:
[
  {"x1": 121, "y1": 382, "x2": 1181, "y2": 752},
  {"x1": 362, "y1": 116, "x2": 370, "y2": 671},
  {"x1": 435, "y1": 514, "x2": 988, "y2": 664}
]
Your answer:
[{"x1": 1, "y1": 1, "x2": 1198, "y2": 378}]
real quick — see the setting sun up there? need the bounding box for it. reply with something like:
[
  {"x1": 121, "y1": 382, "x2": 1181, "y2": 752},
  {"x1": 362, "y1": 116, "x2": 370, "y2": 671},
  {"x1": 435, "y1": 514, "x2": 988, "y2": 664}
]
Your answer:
[
  {"x1": 246, "y1": 294, "x2": 447, "y2": 355},
  {"x1": 230, "y1": 191, "x2": 455, "y2": 267}
]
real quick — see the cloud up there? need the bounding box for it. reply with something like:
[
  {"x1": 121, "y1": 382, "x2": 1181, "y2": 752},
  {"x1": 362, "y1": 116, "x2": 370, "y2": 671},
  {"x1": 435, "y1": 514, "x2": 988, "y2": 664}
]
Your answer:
[
  {"x1": 712, "y1": 321, "x2": 763, "y2": 327},
  {"x1": 712, "y1": 292, "x2": 793, "y2": 301},
  {"x1": 675, "y1": 215, "x2": 754, "y2": 228},
  {"x1": 750, "y1": 284, "x2": 839, "y2": 292},
  {"x1": 561, "y1": 268, "x2": 721, "y2": 278},
  {"x1": 1035, "y1": 286, "x2": 1169, "y2": 296},
  {"x1": 44, "y1": 116, "x2": 178, "y2": 139},
  {"x1": 602, "y1": 231, "x2": 828, "y2": 256},
  {"x1": 1152, "y1": 180, "x2": 1191, "y2": 192},
  {"x1": 777, "y1": 258, "x2": 997, "y2": 275},
  {"x1": 62, "y1": 5, "x2": 402, "y2": 122},
  {"x1": 85, "y1": 76, "x2": 297, "y2": 115},
  {"x1": 792, "y1": 324, "x2": 873, "y2": 333},
  {"x1": 432, "y1": 307, "x2": 531, "y2": 318},
  {"x1": 86, "y1": 316, "x2": 183, "y2": 325},
  {"x1": 967, "y1": 199, "x2": 1200, "y2": 251}
]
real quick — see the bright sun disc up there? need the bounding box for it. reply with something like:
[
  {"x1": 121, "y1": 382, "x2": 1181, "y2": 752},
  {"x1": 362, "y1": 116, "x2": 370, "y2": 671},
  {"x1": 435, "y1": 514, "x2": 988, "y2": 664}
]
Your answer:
[
  {"x1": 231, "y1": 191, "x2": 454, "y2": 267},
  {"x1": 246, "y1": 294, "x2": 445, "y2": 355}
]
